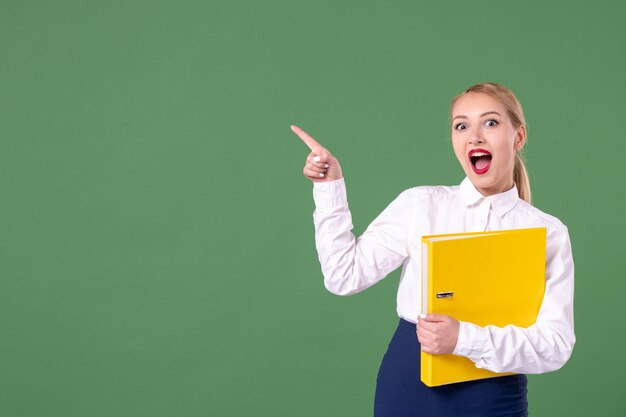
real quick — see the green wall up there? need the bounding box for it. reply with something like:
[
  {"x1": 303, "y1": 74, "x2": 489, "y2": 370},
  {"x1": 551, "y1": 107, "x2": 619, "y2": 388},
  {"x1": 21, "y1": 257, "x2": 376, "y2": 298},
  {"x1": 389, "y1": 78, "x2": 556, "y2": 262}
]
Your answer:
[{"x1": 1, "y1": 1, "x2": 624, "y2": 415}]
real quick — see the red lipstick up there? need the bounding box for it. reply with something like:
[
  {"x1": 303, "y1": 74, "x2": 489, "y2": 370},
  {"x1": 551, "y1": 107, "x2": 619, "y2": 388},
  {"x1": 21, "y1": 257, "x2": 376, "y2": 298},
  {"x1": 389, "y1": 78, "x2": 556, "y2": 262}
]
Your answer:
[{"x1": 468, "y1": 148, "x2": 492, "y2": 175}]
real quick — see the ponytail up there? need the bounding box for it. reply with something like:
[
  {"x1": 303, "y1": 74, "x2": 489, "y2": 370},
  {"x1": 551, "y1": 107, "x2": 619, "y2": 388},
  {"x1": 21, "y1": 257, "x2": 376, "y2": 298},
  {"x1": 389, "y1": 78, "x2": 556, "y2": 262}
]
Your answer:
[{"x1": 514, "y1": 153, "x2": 531, "y2": 204}]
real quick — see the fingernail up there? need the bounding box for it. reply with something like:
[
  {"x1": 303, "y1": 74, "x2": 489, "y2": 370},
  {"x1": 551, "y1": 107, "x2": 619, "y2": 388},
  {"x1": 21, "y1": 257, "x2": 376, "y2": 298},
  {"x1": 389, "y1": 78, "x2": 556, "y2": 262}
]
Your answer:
[
  {"x1": 319, "y1": 173, "x2": 324, "y2": 177},
  {"x1": 324, "y1": 163, "x2": 329, "y2": 168},
  {"x1": 313, "y1": 156, "x2": 321, "y2": 162},
  {"x1": 420, "y1": 314, "x2": 426, "y2": 319}
]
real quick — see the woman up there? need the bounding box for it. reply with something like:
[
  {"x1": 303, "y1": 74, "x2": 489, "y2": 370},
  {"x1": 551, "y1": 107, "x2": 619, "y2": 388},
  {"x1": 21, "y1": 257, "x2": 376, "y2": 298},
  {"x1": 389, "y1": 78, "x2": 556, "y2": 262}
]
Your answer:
[{"x1": 291, "y1": 82, "x2": 575, "y2": 417}]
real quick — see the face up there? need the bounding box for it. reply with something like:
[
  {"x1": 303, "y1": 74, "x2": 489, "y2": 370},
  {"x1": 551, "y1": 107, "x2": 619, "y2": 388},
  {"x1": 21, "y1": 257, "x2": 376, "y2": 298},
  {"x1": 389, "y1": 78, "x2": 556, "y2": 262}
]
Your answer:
[{"x1": 451, "y1": 92, "x2": 526, "y2": 196}]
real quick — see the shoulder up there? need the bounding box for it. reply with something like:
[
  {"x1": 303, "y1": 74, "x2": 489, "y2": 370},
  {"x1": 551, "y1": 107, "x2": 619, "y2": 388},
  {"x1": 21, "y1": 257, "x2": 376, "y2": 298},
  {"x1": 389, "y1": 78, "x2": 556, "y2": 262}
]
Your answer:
[
  {"x1": 397, "y1": 184, "x2": 460, "y2": 202},
  {"x1": 514, "y1": 200, "x2": 569, "y2": 237},
  {"x1": 387, "y1": 184, "x2": 461, "y2": 214}
]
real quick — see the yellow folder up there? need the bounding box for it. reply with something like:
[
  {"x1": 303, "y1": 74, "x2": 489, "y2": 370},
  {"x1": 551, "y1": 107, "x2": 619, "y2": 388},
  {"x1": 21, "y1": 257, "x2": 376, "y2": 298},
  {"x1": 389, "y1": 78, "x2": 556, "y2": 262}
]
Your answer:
[{"x1": 420, "y1": 227, "x2": 546, "y2": 387}]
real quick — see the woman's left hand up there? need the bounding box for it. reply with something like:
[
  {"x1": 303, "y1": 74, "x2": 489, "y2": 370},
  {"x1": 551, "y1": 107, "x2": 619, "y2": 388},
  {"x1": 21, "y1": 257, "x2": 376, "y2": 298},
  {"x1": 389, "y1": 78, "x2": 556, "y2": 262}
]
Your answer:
[{"x1": 417, "y1": 314, "x2": 460, "y2": 354}]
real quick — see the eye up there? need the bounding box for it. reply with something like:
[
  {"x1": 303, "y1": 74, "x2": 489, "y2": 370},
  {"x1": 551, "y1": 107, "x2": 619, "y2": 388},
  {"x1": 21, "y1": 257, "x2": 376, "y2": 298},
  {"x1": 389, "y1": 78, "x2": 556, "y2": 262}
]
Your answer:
[
  {"x1": 484, "y1": 119, "x2": 499, "y2": 127},
  {"x1": 454, "y1": 122, "x2": 467, "y2": 131}
]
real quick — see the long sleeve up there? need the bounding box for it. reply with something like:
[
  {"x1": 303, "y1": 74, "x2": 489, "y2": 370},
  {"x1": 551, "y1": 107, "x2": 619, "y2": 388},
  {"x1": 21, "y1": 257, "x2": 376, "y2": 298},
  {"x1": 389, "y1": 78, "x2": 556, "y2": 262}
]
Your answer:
[
  {"x1": 453, "y1": 224, "x2": 576, "y2": 374},
  {"x1": 312, "y1": 178, "x2": 411, "y2": 296}
]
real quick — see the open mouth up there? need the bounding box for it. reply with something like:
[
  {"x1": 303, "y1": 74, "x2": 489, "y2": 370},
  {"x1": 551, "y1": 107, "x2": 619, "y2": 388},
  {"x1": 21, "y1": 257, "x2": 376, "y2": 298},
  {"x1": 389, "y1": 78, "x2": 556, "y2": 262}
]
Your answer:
[{"x1": 469, "y1": 149, "x2": 492, "y2": 174}]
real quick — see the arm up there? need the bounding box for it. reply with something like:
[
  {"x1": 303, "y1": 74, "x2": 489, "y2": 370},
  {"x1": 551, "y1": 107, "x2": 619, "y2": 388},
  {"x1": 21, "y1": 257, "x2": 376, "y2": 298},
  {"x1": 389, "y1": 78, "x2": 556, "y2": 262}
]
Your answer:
[
  {"x1": 453, "y1": 225, "x2": 576, "y2": 374},
  {"x1": 291, "y1": 124, "x2": 411, "y2": 296},
  {"x1": 312, "y1": 179, "x2": 411, "y2": 296}
]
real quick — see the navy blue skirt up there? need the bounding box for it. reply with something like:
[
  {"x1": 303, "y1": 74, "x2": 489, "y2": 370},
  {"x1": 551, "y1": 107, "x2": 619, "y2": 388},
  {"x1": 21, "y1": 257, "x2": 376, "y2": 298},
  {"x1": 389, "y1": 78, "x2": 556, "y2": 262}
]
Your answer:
[{"x1": 374, "y1": 318, "x2": 528, "y2": 417}]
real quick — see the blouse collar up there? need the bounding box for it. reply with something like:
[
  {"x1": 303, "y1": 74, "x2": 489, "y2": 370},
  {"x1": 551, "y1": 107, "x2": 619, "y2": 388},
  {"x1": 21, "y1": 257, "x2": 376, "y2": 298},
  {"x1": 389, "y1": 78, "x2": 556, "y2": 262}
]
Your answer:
[{"x1": 459, "y1": 177, "x2": 520, "y2": 217}]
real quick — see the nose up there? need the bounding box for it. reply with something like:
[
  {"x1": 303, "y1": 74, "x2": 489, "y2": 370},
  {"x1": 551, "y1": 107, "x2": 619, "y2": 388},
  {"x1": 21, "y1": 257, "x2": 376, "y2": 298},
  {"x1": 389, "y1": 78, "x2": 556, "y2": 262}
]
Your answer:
[{"x1": 468, "y1": 128, "x2": 485, "y2": 145}]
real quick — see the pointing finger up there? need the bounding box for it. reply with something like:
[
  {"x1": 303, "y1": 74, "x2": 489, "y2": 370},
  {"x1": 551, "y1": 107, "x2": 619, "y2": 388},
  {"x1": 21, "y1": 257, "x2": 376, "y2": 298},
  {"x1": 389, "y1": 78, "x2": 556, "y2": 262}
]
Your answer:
[{"x1": 291, "y1": 125, "x2": 323, "y2": 152}]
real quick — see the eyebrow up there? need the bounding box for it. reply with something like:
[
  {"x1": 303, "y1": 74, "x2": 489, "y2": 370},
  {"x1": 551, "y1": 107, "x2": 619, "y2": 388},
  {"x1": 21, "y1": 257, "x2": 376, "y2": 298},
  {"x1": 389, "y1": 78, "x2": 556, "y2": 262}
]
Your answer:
[{"x1": 452, "y1": 111, "x2": 502, "y2": 121}]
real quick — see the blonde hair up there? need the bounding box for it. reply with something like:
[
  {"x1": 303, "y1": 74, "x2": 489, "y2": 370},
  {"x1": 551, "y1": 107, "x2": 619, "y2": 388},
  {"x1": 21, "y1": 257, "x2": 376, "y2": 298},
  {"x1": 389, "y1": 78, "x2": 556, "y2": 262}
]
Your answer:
[{"x1": 451, "y1": 82, "x2": 532, "y2": 204}]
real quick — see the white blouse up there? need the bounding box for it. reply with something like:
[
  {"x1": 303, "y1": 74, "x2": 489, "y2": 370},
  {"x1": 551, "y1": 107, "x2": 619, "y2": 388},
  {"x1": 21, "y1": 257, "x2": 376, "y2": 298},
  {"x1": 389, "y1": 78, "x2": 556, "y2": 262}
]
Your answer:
[{"x1": 312, "y1": 177, "x2": 575, "y2": 374}]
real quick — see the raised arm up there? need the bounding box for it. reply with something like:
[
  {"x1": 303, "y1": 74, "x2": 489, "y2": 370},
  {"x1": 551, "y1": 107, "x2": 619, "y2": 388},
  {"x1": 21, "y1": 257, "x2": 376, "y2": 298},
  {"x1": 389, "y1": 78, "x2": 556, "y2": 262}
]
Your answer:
[{"x1": 291, "y1": 125, "x2": 411, "y2": 296}]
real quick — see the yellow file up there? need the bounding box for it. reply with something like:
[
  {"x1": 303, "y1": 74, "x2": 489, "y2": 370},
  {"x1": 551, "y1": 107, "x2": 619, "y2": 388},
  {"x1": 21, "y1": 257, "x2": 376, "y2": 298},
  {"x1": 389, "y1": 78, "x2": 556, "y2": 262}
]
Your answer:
[{"x1": 420, "y1": 227, "x2": 546, "y2": 387}]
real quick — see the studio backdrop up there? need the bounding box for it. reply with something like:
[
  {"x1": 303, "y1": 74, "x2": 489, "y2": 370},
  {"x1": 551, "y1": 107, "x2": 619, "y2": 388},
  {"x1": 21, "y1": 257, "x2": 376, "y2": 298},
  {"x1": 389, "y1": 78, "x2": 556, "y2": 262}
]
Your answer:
[{"x1": 1, "y1": 1, "x2": 625, "y2": 416}]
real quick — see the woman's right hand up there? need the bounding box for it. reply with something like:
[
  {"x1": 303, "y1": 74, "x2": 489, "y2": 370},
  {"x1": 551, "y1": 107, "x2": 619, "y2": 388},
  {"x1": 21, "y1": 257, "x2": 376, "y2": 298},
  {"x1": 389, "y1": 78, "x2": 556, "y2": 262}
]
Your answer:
[{"x1": 291, "y1": 125, "x2": 344, "y2": 183}]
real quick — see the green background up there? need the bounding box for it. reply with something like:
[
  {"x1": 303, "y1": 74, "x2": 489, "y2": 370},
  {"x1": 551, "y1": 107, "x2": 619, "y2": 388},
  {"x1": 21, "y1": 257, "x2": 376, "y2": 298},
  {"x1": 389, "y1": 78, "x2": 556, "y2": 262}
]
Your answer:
[{"x1": 1, "y1": 0, "x2": 624, "y2": 415}]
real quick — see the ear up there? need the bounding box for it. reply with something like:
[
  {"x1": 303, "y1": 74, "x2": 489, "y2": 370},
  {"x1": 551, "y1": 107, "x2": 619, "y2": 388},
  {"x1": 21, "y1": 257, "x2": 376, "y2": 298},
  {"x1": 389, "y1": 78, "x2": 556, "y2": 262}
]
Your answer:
[{"x1": 514, "y1": 125, "x2": 527, "y2": 152}]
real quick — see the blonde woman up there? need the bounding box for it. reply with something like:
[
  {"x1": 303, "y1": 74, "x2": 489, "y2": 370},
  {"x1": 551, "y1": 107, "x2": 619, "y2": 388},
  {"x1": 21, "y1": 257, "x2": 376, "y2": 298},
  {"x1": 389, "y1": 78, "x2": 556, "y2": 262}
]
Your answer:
[{"x1": 292, "y1": 82, "x2": 575, "y2": 417}]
